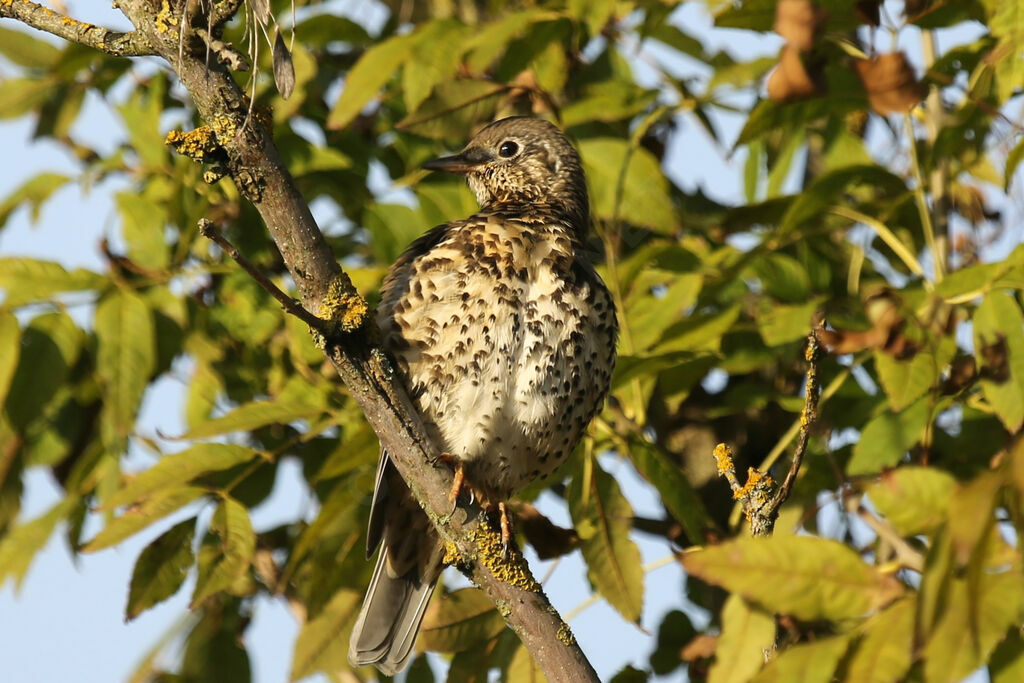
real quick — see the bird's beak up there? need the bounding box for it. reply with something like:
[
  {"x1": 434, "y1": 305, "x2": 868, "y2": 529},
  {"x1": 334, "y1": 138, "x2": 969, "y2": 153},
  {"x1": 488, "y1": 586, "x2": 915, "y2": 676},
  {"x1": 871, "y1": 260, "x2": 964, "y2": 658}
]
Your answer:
[{"x1": 422, "y1": 147, "x2": 492, "y2": 174}]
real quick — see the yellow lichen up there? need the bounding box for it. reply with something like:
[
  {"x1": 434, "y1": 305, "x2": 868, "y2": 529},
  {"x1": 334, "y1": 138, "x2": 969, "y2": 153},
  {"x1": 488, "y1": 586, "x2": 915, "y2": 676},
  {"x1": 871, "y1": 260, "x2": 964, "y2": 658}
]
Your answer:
[
  {"x1": 442, "y1": 541, "x2": 462, "y2": 566},
  {"x1": 155, "y1": 0, "x2": 177, "y2": 34},
  {"x1": 165, "y1": 127, "x2": 220, "y2": 161},
  {"x1": 713, "y1": 443, "x2": 734, "y2": 475},
  {"x1": 209, "y1": 113, "x2": 238, "y2": 142},
  {"x1": 472, "y1": 526, "x2": 541, "y2": 593},
  {"x1": 737, "y1": 467, "x2": 775, "y2": 523},
  {"x1": 319, "y1": 274, "x2": 369, "y2": 332},
  {"x1": 557, "y1": 621, "x2": 577, "y2": 646}
]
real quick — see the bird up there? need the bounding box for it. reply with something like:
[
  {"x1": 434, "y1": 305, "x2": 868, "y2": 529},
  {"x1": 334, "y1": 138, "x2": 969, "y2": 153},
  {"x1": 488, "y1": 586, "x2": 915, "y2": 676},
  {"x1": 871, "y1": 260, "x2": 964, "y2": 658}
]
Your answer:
[{"x1": 347, "y1": 116, "x2": 618, "y2": 675}]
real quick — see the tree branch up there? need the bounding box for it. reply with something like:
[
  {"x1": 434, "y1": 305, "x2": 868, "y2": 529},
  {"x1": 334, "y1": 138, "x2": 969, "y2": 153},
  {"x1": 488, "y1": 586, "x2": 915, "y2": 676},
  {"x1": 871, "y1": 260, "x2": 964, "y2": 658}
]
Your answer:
[
  {"x1": 0, "y1": 0, "x2": 154, "y2": 57},
  {"x1": 713, "y1": 326, "x2": 823, "y2": 537},
  {"x1": 79, "y1": 1, "x2": 598, "y2": 679}
]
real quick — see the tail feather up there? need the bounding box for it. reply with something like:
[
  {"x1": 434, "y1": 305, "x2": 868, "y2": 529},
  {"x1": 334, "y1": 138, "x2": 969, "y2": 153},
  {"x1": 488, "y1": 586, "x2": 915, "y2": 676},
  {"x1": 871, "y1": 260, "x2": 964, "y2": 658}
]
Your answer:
[{"x1": 348, "y1": 547, "x2": 442, "y2": 675}]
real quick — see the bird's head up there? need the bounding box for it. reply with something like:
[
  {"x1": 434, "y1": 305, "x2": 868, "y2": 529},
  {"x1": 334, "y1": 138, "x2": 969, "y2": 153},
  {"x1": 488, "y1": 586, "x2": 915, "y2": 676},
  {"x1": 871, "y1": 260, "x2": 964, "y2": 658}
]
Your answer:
[{"x1": 423, "y1": 117, "x2": 590, "y2": 235}]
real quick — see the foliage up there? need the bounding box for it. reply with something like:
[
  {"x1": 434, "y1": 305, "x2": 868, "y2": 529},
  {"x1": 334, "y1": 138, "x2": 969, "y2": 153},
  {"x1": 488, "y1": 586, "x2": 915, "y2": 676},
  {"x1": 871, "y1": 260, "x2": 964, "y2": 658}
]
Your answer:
[{"x1": 1, "y1": 0, "x2": 1023, "y2": 681}]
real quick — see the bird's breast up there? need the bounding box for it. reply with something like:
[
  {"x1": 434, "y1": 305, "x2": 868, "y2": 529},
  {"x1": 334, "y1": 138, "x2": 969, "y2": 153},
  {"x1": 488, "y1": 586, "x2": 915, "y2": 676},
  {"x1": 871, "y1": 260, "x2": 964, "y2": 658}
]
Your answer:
[{"x1": 379, "y1": 219, "x2": 615, "y2": 499}]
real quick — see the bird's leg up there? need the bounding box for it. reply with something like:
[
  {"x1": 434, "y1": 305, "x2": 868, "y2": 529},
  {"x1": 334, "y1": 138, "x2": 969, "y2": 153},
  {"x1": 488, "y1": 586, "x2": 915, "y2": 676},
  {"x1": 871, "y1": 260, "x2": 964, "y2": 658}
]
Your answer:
[
  {"x1": 498, "y1": 501, "x2": 514, "y2": 551},
  {"x1": 434, "y1": 452, "x2": 468, "y2": 510},
  {"x1": 449, "y1": 460, "x2": 465, "y2": 506}
]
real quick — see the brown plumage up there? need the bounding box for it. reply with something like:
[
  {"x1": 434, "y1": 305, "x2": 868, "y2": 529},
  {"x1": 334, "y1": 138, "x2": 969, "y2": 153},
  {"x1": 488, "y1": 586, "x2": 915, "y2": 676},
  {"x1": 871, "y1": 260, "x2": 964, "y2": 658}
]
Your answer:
[{"x1": 348, "y1": 117, "x2": 618, "y2": 674}]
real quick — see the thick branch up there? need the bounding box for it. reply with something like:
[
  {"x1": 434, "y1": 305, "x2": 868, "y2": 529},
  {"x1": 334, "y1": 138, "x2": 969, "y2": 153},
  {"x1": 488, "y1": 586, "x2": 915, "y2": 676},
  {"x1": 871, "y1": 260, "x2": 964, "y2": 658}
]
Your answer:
[
  {"x1": 0, "y1": 0, "x2": 153, "y2": 57},
  {"x1": 109, "y1": 1, "x2": 598, "y2": 679}
]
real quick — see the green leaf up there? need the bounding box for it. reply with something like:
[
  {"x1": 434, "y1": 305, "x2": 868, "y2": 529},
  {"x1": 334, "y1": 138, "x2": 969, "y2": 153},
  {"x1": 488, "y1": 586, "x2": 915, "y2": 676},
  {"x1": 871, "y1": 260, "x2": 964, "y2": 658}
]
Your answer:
[
  {"x1": 85, "y1": 486, "x2": 206, "y2": 552},
  {"x1": 1006, "y1": 135, "x2": 1024, "y2": 191},
  {"x1": 867, "y1": 467, "x2": 956, "y2": 536},
  {"x1": 0, "y1": 27, "x2": 61, "y2": 68},
  {"x1": 654, "y1": 305, "x2": 742, "y2": 354},
  {"x1": 191, "y1": 497, "x2": 255, "y2": 606},
  {"x1": 751, "y1": 252, "x2": 812, "y2": 302},
  {"x1": 0, "y1": 498, "x2": 77, "y2": 590},
  {"x1": 0, "y1": 78, "x2": 54, "y2": 119},
  {"x1": 983, "y1": 0, "x2": 1024, "y2": 102},
  {"x1": 0, "y1": 258, "x2": 102, "y2": 308},
  {"x1": 289, "y1": 588, "x2": 361, "y2": 681},
  {"x1": 624, "y1": 271, "x2": 703, "y2": 352},
  {"x1": 751, "y1": 635, "x2": 850, "y2": 683},
  {"x1": 326, "y1": 32, "x2": 416, "y2": 130},
  {"x1": 708, "y1": 595, "x2": 776, "y2": 683},
  {"x1": 627, "y1": 438, "x2": 710, "y2": 543},
  {"x1": 580, "y1": 138, "x2": 677, "y2": 234},
  {"x1": 568, "y1": 459, "x2": 644, "y2": 623},
  {"x1": 0, "y1": 172, "x2": 70, "y2": 227},
  {"x1": 418, "y1": 587, "x2": 506, "y2": 653},
  {"x1": 991, "y1": 627, "x2": 1024, "y2": 683},
  {"x1": 402, "y1": 19, "x2": 472, "y2": 114},
  {"x1": 3, "y1": 311, "x2": 81, "y2": 430},
  {"x1": 180, "y1": 400, "x2": 323, "y2": 440},
  {"x1": 973, "y1": 291, "x2": 1024, "y2": 431},
  {"x1": 874, "y1": 336, "x2": 956, "y2": 411},
  {"x1": 569, "y1": 0, "x2": 616, "y2": 37},
  {"x1": 126, "y1": 518, "x2": 196, "y2": 620},
  {"x1": 848, "y1": 396, "x2": 941, "y2": 476},
  {"x1": 923, "y1": 572, "x2": 1022, "y2": 683},
  {"x1": 116, "y1": 192, "x2": 169, "y2": 271},
  {"x1": 756, "y1": 298, "x2": 822, "y2": 347},
  {"x1": 778, "y1": 165, "x2": 907, "y2": 234},
  {"x1": 292, "y1": 15, "x2": 370, "y2": 46},
  {"x1": 506, "y1": 644, "x2": 548, "y2": 682},
  {"x1": 105, "y1": 444, "x2": 261, "y2": 509},
  {"x1": 95, "y1": 290, "x2": 156, "y2": 451},
  {"x1": 682, "y1": 535, "x2": 904, "y2": 621},
  {"x1": 464, "y1": 10, "x2": 559, "y2": 74},
  {"x1": 116, "y1": 75, "x2": 166, "y2": 171},
  {"x1": 0, "y1": 312, "x2": 19, "y2": 409},
  {"x1": 842, "y1": 597, "x2": 916, "y2": 683},
  {"x1": 947, "y1": 470, "x2": 1002, "y2": 566},
  {"x1": 397, "y1": 79, "x2": 507, "y2": 140}
]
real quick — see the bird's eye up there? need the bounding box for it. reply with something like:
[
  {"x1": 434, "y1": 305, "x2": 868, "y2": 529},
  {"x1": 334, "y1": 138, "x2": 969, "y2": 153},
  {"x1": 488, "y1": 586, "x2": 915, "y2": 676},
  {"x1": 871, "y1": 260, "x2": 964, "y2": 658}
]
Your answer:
[{"x1": 498, "y1": 141, "x2": 519, "y2": 158}]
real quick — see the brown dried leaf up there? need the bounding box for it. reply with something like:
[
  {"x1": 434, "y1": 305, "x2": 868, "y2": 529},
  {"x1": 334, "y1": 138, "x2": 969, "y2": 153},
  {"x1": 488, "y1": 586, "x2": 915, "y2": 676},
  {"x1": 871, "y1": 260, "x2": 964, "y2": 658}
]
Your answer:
[
  {"x1": 250, "y1": 0, "x2": 271, "y2": 25},
  {"x1": 854, "y1": 53, "x2": 924, "y2": 115},
  {"x1": 767, "y1": 45, "x2": 824, "y2": 103},
  {"x1": 774, "y1": 0, "x2": 828, "y2": 52},
  {"x1": 514, "y1": 502, "x2": 579, "y2": 560},
  {"x1": 817, "y1": 293, "x2": 916, "y2": 356},
  {"x1": 681, "y1": 634, "x2": 718, "y2": 662},
  {"x1": 273, "y1": 30, "x2": 295, "y2": 100},
  {"x1": 855, "y1": 0, "x2": 882, "y2": 25}
]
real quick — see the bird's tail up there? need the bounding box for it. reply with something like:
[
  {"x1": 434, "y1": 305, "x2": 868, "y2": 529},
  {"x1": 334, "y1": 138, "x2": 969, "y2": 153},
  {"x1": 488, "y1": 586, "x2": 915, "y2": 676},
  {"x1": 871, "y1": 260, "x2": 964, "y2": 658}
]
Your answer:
[{"x1": 347, "y1": 546, "x2": 443, "y2": 675}]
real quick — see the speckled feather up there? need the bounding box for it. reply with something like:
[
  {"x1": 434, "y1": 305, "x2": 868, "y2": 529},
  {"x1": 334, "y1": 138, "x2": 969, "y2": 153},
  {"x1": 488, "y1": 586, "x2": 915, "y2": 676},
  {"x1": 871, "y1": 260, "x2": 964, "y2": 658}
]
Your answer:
[{"x1": 349, "y1": 118, "x2": 618, "y2": 675}]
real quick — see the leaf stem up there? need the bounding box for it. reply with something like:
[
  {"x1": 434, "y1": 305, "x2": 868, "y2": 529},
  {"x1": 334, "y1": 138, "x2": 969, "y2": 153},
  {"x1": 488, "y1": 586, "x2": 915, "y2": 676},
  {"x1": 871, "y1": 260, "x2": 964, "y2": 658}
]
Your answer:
[
  {"x1": 829, "y1": 206, "x2": 932, "y2": 291},
  {"x1": 903, "y1": 114, "x2": 945, "y2": 282}
]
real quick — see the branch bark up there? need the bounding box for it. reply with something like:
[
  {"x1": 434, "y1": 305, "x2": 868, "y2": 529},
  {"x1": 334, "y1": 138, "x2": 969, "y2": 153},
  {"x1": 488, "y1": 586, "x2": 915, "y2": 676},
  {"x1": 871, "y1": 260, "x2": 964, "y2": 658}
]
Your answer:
[
  {"x1": 0, "y1": 1, "x2": 599, "y2": 679},
  {"x1": 0, "y1": 0, "x2": 153, "y2": 57}
]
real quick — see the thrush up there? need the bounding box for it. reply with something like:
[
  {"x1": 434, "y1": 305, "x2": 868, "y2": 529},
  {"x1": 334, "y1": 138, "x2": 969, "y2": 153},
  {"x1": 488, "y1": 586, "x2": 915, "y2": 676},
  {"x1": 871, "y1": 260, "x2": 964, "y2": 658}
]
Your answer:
[{"x1": 348, "y1": 117, "x2": 618, "y2": 674}]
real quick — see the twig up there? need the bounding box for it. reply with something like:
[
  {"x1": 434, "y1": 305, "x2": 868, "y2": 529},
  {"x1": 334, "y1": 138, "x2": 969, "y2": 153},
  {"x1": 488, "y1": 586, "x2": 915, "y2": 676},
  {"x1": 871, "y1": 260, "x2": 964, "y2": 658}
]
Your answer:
[
  {"x1": 715, "y1": 326, "x2": 824, "y2": 537},
  {"x1": 0, "y1": 0, "x2": 153, "y2": 57},
  {"x1": 196, "y1": 27, "x2": 251, "y2": 71},
  {"x1": 850, "y1": 505, "x2": 925, "y2": 573},
  {"x1": 768, "y1": 328, "x2": 823, "y2": 512},
  {"x1": 198, "y1": 218, "x2": 324, "y2": 331}
]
